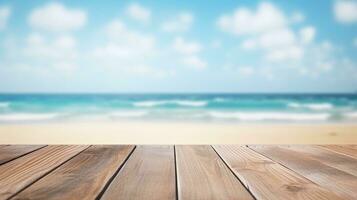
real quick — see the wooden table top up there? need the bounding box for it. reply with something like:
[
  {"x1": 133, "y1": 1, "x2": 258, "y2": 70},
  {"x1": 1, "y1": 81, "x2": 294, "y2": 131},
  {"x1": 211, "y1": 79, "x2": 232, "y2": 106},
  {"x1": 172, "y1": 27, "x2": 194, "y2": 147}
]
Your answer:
[{"x1": 0, "y1": 145, "x2": 357, "y2": 200}]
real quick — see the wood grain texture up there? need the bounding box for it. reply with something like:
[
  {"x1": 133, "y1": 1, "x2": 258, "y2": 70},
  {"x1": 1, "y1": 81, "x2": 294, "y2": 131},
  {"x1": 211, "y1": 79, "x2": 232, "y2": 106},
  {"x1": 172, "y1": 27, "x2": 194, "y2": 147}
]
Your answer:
[
  {"x1": 12, "y1": 145, "x2": 134, "y2": 200},
  {"x1": 0, "y1": 145, "x2": 45, "y2": 165},
  {"x1": 0, "y1": 145, "x2": 89, "y2": 199},
  {"x1": 280, "y1": 145, "x2": 357, "y2": 176},
  {"x1": 176, "y1": 145, "x2": 253, "y2": 200},
  {"x1": 318, "y1": 145, "x2": 357, "y2": 159},
  {"x1": 250, "y1": 145, "x2": 357, "y2": 199},
  {"x1": 214, "y1": 145, "x2": 343, "y2": 200},
  {"x1": 101, "y1": 145, "x2": 176, "y2": 200}
]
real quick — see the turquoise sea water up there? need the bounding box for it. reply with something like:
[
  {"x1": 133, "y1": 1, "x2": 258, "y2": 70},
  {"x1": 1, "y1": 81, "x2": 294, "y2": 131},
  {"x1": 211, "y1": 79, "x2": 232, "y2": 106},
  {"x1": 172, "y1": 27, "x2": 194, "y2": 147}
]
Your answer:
[{"x1": 0, "y1": 94, "x2": 357, "y2": 123}]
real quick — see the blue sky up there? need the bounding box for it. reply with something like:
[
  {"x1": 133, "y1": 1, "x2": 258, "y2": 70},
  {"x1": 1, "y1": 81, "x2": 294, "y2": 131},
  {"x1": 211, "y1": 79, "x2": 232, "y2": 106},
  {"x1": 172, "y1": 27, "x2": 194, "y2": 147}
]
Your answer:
[{"x1": 0, "y1": 0, "x2": 356, "y2": 93}]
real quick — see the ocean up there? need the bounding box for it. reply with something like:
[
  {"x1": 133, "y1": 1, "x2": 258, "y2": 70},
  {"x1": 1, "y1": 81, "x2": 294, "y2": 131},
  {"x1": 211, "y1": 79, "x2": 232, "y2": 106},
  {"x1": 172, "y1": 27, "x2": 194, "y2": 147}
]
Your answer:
[{"x1": 0, "y1": 94, "x2": 356, "y2": 123}]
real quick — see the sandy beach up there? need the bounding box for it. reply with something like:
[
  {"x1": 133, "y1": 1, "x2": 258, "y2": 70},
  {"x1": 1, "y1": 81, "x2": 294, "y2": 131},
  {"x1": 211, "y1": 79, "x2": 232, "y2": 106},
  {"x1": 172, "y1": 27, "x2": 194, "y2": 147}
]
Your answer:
[{"x1": 1, "y1": 121, "x2": 356, "y2": 144}]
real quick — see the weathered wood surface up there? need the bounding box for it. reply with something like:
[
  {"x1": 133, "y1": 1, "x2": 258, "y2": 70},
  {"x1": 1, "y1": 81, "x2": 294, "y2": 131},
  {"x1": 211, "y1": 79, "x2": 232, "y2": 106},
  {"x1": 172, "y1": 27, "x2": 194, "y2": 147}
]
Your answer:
[
  {"x1": 13, "y1": 145, "x2": 134, "y2": 200},
  {"x1": 101, "y1": 146, "x2": 176, "y2": 200},
  {"x1": 0, "y1": 145, "x2": 356, "y2": 200},
  {"x1": 0, "y1": 145, "x2": 44, "y2": 165},
  {"x1": 318, "y1": 145, "x2": 357, "y2": 159},
  {"x1": 0, "y1": 145, "x2": 89, "y2": 199},
  {"x1": 250, "y1": 145, "x2": 357, "y2": 199},
  {"x1": 214, "y1": 145, "x2": 343, "y2": 200},
  {"x1": 281, "y1": 145, "x2": 357, "y2": 176},
  {"x1": 176, "y1": 145, "x2": 254, "y2": 200}
]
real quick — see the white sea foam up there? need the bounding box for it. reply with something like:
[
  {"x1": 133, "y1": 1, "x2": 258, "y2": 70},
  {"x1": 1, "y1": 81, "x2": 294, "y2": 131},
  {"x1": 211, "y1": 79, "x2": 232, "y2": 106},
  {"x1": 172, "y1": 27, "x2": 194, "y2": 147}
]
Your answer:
[
  {"x1": 344, "y1": 112, "x2": 357, "y2": 119},
  {"x1": 287, "y1": 103, "x2": 301, "y2": 108},
  {"x1": 0, "y1": 113, "x2": 58, "y2": 121},
  {"x1": 213, "y1": 98, "x2": 228, "y2": 102},
  {"x1": 288, "y1": 103, "x2": 333, "y2": 110},
  {"x1": 175, "y1": 100, "x2": 207, "y2": 107},
  {"x1": 209, "y1": 111, "x2": 330, "y2": 121},
  {"x1": 111, "y1": 111, "x2": 148, "y2": 118},
  {"x1": 0, "y1": 102, "x2": 10, "y2": 108},
  {"x1": 133, "y1": 100, "x2": 207, "y2": 107},
  {"x1": 133, "y1": 101, "x2": 165, "y2": 107}
]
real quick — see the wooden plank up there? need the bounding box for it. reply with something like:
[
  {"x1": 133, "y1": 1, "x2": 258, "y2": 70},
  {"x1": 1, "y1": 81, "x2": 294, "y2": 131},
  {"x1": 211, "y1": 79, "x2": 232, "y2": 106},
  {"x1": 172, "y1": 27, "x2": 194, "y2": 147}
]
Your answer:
[
  {"x1": 214, "y1": 145, "x2": 343, "y2": 200},
  {"x1": 101, "y1": 146, "x2": 176, "y2": 200},
  {"x1": 176, "y1": 145, "x2": 253, "y2": 200},
  {"x1": 318, "y1": 145, "x2": 357, "y2": 159},
  {"x1": 250, "y1": 145, "x2": 357, "y2": 199},
  {"x1": 12, "y1": 145, "x2": 134, "y2": 200},
  {"x1": 0, "y1": 145, "x2": 89, "y2": 199},
  {"x1": 0, "y1": 145, "x2": 45, "y2": 165},
  {"x1": 281, "y1": 145, "x2": 357, "y2": 176}
]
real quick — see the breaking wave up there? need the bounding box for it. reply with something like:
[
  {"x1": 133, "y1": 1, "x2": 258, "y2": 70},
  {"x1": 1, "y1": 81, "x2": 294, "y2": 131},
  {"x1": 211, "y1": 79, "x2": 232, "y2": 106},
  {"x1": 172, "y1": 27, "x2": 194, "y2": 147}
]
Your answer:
[
  {"x1": 0, "y1": 102, "x2": 10, "y2": 108},
  {"x1": 208, "y1": 111, "x2": 330, "y2": 121},
  {"x1": 133, "y1": 100, "x2": 207, "y2": 107},
  {"x1": 0, "y1": 113, "x2": 59, "y2": 121},
  {"x1": 344, "y1": 112, "x2": 357, "y2": 119},
  {"x1": 288, "y1": 103, "x2": 333, "y2": 110},
  {"x1": 111, "y1": 111, "x2": 148, "y2": 118}
]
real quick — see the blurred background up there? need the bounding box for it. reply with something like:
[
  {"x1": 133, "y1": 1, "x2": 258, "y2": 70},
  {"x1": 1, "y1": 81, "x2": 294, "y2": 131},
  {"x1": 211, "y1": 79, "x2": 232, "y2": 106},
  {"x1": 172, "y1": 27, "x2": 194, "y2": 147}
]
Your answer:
[
  {"x1": 0, "y1": 0, "x2": 356, "y2": 93},
  {"x1": 0, "y1": 0, "x2": 356, "y2": 123}
]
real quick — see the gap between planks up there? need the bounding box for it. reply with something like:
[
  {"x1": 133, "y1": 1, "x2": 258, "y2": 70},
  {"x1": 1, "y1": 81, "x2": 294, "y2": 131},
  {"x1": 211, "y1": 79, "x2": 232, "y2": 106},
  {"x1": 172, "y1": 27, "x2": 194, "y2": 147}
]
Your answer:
[
  {"x1": 11, "y1": 145, "x2": 134, "y2": 200},
  {"x1": 0, "y1": 145, "x2": 90, "y2": 199},
  {"x1": 2, "y1": 145, "x2": 356, "y2": 200},
  {"x1": 250, "y1": 145, "x2": 357, "y2": 199},
  {"x1": 0, "y1": 145, "x2": 46, "y2": 166}
]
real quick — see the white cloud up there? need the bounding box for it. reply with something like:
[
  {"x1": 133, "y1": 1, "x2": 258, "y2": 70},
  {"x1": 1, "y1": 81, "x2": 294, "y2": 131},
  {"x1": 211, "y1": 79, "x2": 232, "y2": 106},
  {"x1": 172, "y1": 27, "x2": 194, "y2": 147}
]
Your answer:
[
  {"x1": 28, "y1": 2, "x2": 87, "y2": 32},
  {"x1": 291, "y1": 12, "x2": 305, "y2": 23},
  {"x1": 321, "y1": 41, "x2": 334, "y2": 51},
  {"x1": 271, "y1": 40, "x2": 353, "y2": 75},
  {"x1": 265, "y1": 45, "x2": 303, "y2": 62},
  {"x1": 53, "y1": 35, "x2": 76, "y2": 49},
  {"x1": 24, "y1": 34, "x2": 77, "y2": 59},
  {"x1": 0, "y1": 6, "x2": 11, "y2": 30},
  {"x1": 91, "y1": 39, "x2": 174, "y2": 77},
  {"x1": 218, "y1": 2, "x2": 325, "y2": 66},
  {"x1": 309, "y1": 41, "x2": 337, "y2": 72},
  {"x1": 220, "y1": 2, "x2": 315, "y2": 64},
  {"x1": 182, "y1": 55, "x2": 206, "y2": 70},
  {"x1": 299, "y1": 26, "x2": 316, "y2": 44},
  {"x1": 211, "y1": 40, "x2": 222, "y2": 49},
  {"x1": 219, "y1": 1, "x2": 349, "y2": 77},
  {"x1": 334, "y1": 0, "x2": 357, "y2": 24},
  {"x1": 91, "y1": 20, "x2": 202, "y2": 75},
  {"x1": 126, "y1": 3, "x2": 151, "y2": 23},
  {"x1": 0, "y1": 33, "x2": 80, "y2": 73},
  {"x1": 23, "y1": 33, "x2": 78, "y2": 70},
  {"x1": 173, "y1": 37, "x2": 201, "y2": 54},
  {"x1": 171, "y1": 37, "x2": 206, "y2": 69},
  {"x1": 126, "y1": 65, "x2": 175, "y2": 78},
  {"x1": 93, "y1": 20, "x2": 155, "y2": 60},
  {"x1": 161, "y1": 12, "x2": 193, "y2": 33},
  {"x1": 217, "y1": 2, "x2": 287, "y2": 35},
  {"x1": 237, "y1": 66, "x2": 255, "y2": 76},
  {"x1": 90, "y1": 19, "x2": 170, "y2": 77},
  {"x1": 259, "y1": 28, "x2": 296, "y2": 49},
  {"x1": 241, "y1": 28, "x2": 302, "y2": 62},
  {"x1": 105, "y1": 20, "x2": 155, "y2": 49},
  {"x1": 242, "y1": 28, "x2": 296, "y2": 50},
  {"x1": 241, "y1": 39, "x2": 257, "y2": 50}
]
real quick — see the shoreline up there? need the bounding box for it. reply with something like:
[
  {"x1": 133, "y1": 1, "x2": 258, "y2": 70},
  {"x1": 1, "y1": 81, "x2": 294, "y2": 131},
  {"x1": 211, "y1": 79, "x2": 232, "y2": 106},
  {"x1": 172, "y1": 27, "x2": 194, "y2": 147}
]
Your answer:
[{"x1": 1, "y1": 121, "x2": 356, "y2": 144}]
